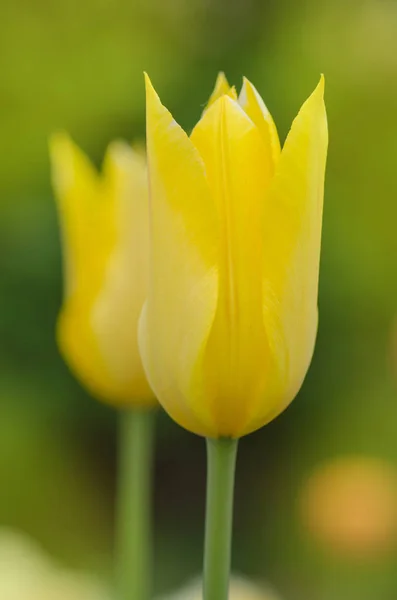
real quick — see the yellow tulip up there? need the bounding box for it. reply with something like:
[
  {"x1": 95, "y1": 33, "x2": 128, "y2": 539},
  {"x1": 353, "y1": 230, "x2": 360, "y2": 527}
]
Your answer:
[
  {"x1": 0, "y1": 528, "x2": 109, "y2": 600},
  {"x1": 50, "y1": 134, "x2": 154, "y2": 406},
  {"x1": 159, "y1": 575, "x2": 281, "y2": 600},
  {"x1": 139, "y1": 72, "x2": 328, "y2": 437}
]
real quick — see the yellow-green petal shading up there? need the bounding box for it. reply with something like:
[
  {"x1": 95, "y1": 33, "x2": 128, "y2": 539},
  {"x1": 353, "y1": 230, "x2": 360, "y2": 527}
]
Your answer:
[{"x1": 139, "y1": 74, "x2": 219, "y2": 435}]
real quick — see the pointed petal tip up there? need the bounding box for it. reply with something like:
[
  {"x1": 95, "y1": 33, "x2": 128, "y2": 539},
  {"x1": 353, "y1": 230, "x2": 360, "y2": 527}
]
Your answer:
[
  {"x1": 203, "y1": 71, "x2": 236, "y2": 112},
  {"x1": 49, "y1": 130, "x2": 73, "y2": 156},
  {"x1": 49, "y1": 133, "x2": 96, "y2": 196},
  {"x1": 204, "y1": 92, "x2": 241, "y2": 116},
  {"x1": 241, "y1": 75, "x2": 250, "y2": 88},
  {"x1": 106, "y1": 139, "x2": 133, "y2": 165},
  {"x1": 48, "y1": 133, "x2": 78, "y2": 190},
  {"x1": 49, "y1": 132, "x2": 76, "y2": 195},
  {"x1": 317, "y1": 73, "x2": 325, "y2": 96},
  {"x1": 229, "y1": 85, "x2": 238, "y2": 100},
  {"x1": 238, "y1": 76, "x2": 264, "y2": 106},
  {"x1": 107, "y1": 138, "x2": 131, "y2": 154},
  {"x1": 105, "y1": 139, "x2": 146, "y2": 175},
  {"x1": 144, "y1": 72, "x2": 155, "y2": 95},
  {"x1": 144, "y1": 72, "x2": 165, "y2": 119},
  {"x1": 301, "y1": 74, "x2": 326, "y2": 114},
  {"x1": 222, "y1": 93, "x2": 240, "y2": 108},
  {"x1": 215, "y1": 71, "x2": 228, "y2": 86},
  {"x1": 239, "y1": 76, "x2": 259, "y2": 108},
  {"x1": 239, "y1": 75, "x2": 248, "y2": 92},
  {"x1": 144, "y1": 72, "x2": 162, "y2": 104}
]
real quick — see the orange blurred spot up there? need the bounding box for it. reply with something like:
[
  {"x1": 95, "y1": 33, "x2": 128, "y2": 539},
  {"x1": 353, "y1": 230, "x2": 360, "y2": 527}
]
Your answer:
[{"x1": 300, "y1": 456, "x2": 397, "y2": 559}]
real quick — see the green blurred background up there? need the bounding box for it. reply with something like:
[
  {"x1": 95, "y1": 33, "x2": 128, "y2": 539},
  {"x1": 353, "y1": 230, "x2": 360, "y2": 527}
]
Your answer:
[{"x1": 1, "y1": 0, "x2": 397, "y2": 598}]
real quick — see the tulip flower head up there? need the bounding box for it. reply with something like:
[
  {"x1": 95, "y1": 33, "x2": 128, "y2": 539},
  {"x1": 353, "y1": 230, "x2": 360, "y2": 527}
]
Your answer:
[
  {"x1": 0, "y1": 528, "x2": 109, "y2": 600},
  {"x1": 140, "y1": 72, "x2": 328, "y2": 437},
  {"x1": 50, "y1": 134, "x2": 154, "y2": 406},
  {"x1": 158, "y1": 575, "x2": 281, "y2": 600}
]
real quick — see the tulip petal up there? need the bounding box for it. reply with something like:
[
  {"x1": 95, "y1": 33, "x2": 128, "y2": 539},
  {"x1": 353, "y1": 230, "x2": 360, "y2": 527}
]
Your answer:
[
  {"x1": 243, "y1": 76, "x2": 328, "y2": 434},
  {"x1": 91, "y1": 143, "x2": 153, "y2": 400},
  {"x1": 49, "y1": 133, "x2": 107, "y2": 300},
  {"x1": 239, "y1": 78, "x2": 281, "y2": 174},
  {"x1": 205, "y1": 72, "x2": 237, "y2": 111},
  {"x1": 50, "y1": 133, "x2": 118, "y2": 399},
  {"x1": 140, "y1": 74, "x2": 219, "y2": 435},
  {"x1": 190, "y1": 96, "x2": 275, "y2": 436}
]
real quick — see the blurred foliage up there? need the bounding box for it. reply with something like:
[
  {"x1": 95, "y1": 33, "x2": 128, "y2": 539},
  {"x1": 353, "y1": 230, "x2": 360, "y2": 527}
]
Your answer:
[{"x1": 1, "y1": 0, "x2": 397, "y2": 598}]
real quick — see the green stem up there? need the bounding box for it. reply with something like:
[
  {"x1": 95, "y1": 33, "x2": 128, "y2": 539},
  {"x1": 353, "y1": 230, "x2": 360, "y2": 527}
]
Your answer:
[
  {"x1": 203, "y1": 437, "x2": 239, "y2": 600},
  {"x1": 115, "y1": 408, "x2": 155, "y2": 600}
]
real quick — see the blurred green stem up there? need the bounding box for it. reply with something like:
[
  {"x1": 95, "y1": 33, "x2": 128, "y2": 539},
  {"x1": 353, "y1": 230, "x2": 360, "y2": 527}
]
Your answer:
[
  {"x1": 203, "y1": 437, "x2": 238, "y2": 600},
  {"x1": 116, "y1": 408, "x2": 155, "y2": 600}
]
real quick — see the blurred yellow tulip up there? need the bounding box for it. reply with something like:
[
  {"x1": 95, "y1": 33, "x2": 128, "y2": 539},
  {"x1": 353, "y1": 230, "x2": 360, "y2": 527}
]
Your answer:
[
  {"x1": 139, "y1": 72, "x2": 328, "y2": 437},
  {"x1": 50, "y1": 134, "x2": 154, "y2": 406},
  {"x1": 158, "y1": 575, "x2": 281, "y2": 600},
  {"x1": 0, "y1": 528, "x2": 109, "y2": 600}
]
